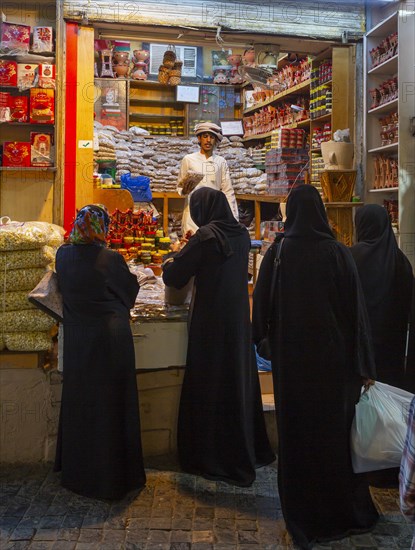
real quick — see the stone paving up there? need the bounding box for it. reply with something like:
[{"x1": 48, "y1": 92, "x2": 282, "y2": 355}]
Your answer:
[{"x1": 0, "y1": 459, "x2": 413, "y2": 550}]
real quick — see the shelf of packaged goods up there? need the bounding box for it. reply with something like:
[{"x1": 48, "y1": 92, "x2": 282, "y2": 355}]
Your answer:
[
  {"x1": 129, "y1": 98, "x2": 184, "y2": 107},
  {"x1": 368, "y1": 187, "x2": 399, "y2": 193},
  {"x1": 0, "y1": 122, "x2": 54, "y2": 126},
  {"x1": 310, "y1": 112, "x2": 332, "y2": 123},
  {"x1": 366, "y1": 11, "x2": 398, "y2": 38},
  {"x1": 311, "y1": 147, "x2": 322, "y2": 153},
  {"x1": 129, "y1": 113, "x2": 184, "y2": 119},
  {"x1": 368, "y1": 97, "x2": 398, "y2": 115},
  {"x1": 368, "y1": 142, "x2": 399, "y2": 154},
  {"x1": 0, "y1": 52, "x2": 55, "y2": 63},
  {"x1": 242, "y1": 119, "x2": 311, "y2": 142},
  {"x1": 243, "y1": 80, "x2": 311, "y2": 115},
  {"x1": 368, "y1": 54, "x2": 398, "y2": 76},
  {"x1": 0, "y1": 166, "x2": 56, "y2": 171}
]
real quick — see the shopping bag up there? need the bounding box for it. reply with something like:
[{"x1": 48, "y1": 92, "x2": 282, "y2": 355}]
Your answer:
[
  {"x1": 350, "y1": 382, "x2": 414, "y2": 473},
  {"x1": 120, "y1": 173, "x2": 152, "y2": 202},
  {"x1": 28, "y1": 270, "x2": 63, "y2": 322}
]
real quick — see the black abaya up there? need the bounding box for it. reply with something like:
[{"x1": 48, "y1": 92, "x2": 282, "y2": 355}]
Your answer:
[
  {"x1": 54, "y1": 244, "x2": 146, "y2": 500},
  {"x1": 163, "y1": 188, "x2": 275, "y2": 486},
  {"x1": 253, "y1": 185, "x2": 379, "y2": 549},
  {"x1": 350, "y1": 204, "x2": 414, "y2": 391}
]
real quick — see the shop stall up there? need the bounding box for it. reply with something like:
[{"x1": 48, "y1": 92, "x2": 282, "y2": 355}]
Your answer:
[{"x1": 0, "y1": 0, "x2": 413, "y2": 462}]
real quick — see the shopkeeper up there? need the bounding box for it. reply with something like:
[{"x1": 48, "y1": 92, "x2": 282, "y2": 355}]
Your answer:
[{"x1": 177, "y1": 122, "x2": 239, "y2": 236}]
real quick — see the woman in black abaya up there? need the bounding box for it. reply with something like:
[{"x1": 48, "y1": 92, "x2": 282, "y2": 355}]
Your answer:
[
  {"x1": 163, "y1": 187, "x2": 275, "y2": 486},
  {"x1": 54, "y1": 205, "x2": 146, "y2": 500},
  {"x1": 252, "y1": 185, "x2": 378, "y2": 549},
  {"x1": 350, "y1": 204, "x2": 414, "y2": 392}
]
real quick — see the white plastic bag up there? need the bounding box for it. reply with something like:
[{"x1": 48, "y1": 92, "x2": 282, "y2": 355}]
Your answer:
[{"x1": 350, "y1": 382, "x2": 414, "y2": 473}]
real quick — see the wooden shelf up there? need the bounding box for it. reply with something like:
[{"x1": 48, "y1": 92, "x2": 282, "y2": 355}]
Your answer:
[
  {"x1": 129, "y1": 113, "x2": 184, "y2": 119},
  {"x1": 242, "y1": 119, "x2": 311, "y2": 142},
  {"x1": 129, "y1": 98, "x2": 184, "y2": 107},
  {"x1": 368, "y1": 54, "x2": 398, "y2": 76},
  {"x1": 368, "y1": 97, "x2": 398, "y2": 115},
  {"x1": 243, "y1": 80, "x2": 310, "y2": 115},
  {"x1": 0, "y1": 166, "x2": 56, "y2": 172},
  {"x1": 152, "y1": 192, "x2": 182, "y2": 199},
  {"x1": 368, "y1": 142, "x2": 399, "y2": 154},
  {"x1": 310, "y1": 112, "x2": 331, "y2": 123},
  {"x1": 366, "y1": 11, "x2": 398, "y2": 38},
  {"x1": 0, "y1": 122, "x2": 54, "y2": 126},
  {"x1": 369, "y1": 187, "x2": 399, "y2": 193}
]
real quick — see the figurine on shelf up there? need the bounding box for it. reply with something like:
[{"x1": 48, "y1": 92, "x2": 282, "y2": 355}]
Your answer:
[
  {"x1": 242, "y1": 48, "x2": 256, "y2": 67},
  {"x1": 131, "y1": 49, "x2": 150, "y2": 80},
  {"x1": 100, "y1": 49, "x2": 114, "y2": 78},
  {"x1": 113, "y1": 51, "x2": 130, "y2": 78},
  {"x1": 213, "y1": 68, "x2": 229, "y2": 84},
  {"x1": 227, "y1": 54, "x2": 243, "y2": 85}
]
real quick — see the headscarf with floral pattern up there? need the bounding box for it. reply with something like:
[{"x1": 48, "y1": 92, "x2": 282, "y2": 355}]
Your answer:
[{"x1": 68, "y1": 204, "x2": 110, "y2": 246}]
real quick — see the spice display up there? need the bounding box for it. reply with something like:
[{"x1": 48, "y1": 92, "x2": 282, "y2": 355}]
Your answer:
[
  {"x1": 0, "y1": 309, "x2": 55, "y2": 332},
  {"x1": 0, "y1": 246, "x2": 54, "y2": 270},
  {"x1": 95, "y1": 122, "x2": 262, "y2": 198},
  {"x1": 2, "y1": 291, "x2": 35, "y2": 312},
  {"x1": 0, "y1": 219, "x2": 64, "y2": 352},
  {"x1": 30, "y1": 132, "x2": 54, "y2": 167},
  {"x1": 3, "y1": 331, "x2": 52, "y2": 352},
  {"x1": 9, "y1": 96, "x2": 29, "y2": 123}
]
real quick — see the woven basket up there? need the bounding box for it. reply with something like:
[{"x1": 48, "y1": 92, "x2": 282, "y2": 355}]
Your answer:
[
  {"x1": 168, "y1": 76, "x2": 181, "y2": 85},
  {"x1": 163, "y1": 50, "x2": 176, "y2": 63},
  {"x1": 169, "y1": 69, "x2": 181, "y2": 77},
  {"x1": 162, "y1": 60, "x2": 175, "y2": 69},
  {"x1": 158, "y1": 67, "x2": 170, "y2": 84}
]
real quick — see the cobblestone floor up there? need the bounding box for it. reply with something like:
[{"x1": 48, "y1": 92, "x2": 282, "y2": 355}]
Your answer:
[{"x1": 0, "y1": 459, "x2": 413, "y2": 550}]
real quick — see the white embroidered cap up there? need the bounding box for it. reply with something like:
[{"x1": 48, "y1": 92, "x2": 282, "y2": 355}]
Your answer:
[{"x1": 194, "y1": 122, "x2": 223, "y2": 142}]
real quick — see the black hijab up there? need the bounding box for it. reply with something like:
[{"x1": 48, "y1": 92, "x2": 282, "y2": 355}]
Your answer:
[
  {"x1": 190, "y1": 187, "x2": 247, "y2": 257},
  {"x1": 351, "y1": 204, "x2": 408, "y2": 310},
  {"x1": 284, "y1": 184, "x2": 335, "y2": 240}
]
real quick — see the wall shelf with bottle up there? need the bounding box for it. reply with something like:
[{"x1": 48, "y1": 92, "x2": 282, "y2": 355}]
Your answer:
[
  {"x1": 0, "y1": 15, "x2": 58, "y2": 221},
  {"x1": 364, "y1": 2, "x2": 414, "y2": 262}
]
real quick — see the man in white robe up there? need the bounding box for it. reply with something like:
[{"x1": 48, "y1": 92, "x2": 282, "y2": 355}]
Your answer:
[{"x1": 177, "y1": 122, "x2": 239, "y2": 236}]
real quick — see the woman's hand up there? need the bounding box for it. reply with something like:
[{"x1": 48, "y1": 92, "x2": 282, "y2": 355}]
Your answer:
[{"x1": 362, "y1": 378, "x2": 375, "y2": 392}]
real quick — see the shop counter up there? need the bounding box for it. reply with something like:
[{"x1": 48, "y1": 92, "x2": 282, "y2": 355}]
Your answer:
[{"x1": 131, "y1": 319, "x2": 187, "y2": 370}]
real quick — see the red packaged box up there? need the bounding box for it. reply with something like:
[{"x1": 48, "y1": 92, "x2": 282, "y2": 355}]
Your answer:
[
  {"x1": 32, "y1": 27, "x2": 53, "y2": 53},
  {"x1": 30, "y1": 88, "x2": 54, "y2": 124},
  {"x1": 2, "y1": 141, "x2": 31, "y2": 167},
  {"x1": 38, "y1": 63, "x2": 55, "y2": 88},
  {"x1": 9, "y1": 95, "x2": 28, "y2": 122},
  {"x1": 0, "y1": 91, "x2": 11, "y2": 122},
  {"x1": 0, "y1": 22, "x2": 31, "y2": 53},
  {"x1": 0, "y1": 60, "x2": 18, "y2": 86},
  {"x1": 30, "y1": 132, "x2": 54, "y2": 167},
  {"x1": 17, "y1": 63, "x2": 38, "y2": 89}
]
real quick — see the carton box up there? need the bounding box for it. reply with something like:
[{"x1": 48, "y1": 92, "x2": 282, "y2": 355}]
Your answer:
[
  {"x1": 32, "y1": 27, "x2": 53, "y2": 53},
  {"x1": 0, "y1": 22, "x2": 30, "y2": 53},
  {"x1": 0, "y1": 91, "x2": 11, "y2": 122},
  {"x1": 30, "y1": 88, "x2": 54, "y2": 124},
  {"x1": 30, "y1": 132, "x2": 54, "y2": 167},
  {"x1": 38, "y1": 64, "x2": 55, "y2": 88},
  {"x1": 0, "y1": 60, "x2": 18, "y2": 86},
  {"x1": 17, "y1": 63, "x2": 38, "y2": 89},
  {"x1": 9, "y1": 95, "x2": 28, "y2": 122},
  {"x1": 2, "y1": 141, "x2": 31, "y2": 167}
]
